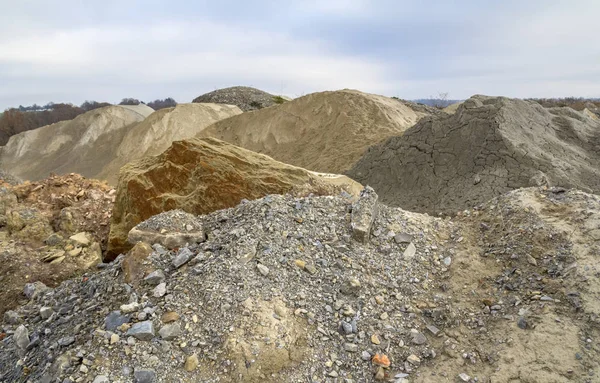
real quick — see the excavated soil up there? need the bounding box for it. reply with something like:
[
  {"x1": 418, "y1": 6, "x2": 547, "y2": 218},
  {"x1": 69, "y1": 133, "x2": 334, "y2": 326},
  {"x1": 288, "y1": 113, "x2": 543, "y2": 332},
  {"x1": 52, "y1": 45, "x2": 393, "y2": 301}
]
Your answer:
[
  {"x1": 0, "y1": 105, "x2": 153, "y2": 182},
  {"x1": 0, "y1": 174, "x2": 114, "y2": 316},
  {"x1": 198, "y1": 89, "x2": 433, "y2": 174},
  {"x1": 348, "y1": 95, "x2": 600, "y2": 215},
  {"x1": 98, "y1": 103, "x2": 242, "y2": 185}
]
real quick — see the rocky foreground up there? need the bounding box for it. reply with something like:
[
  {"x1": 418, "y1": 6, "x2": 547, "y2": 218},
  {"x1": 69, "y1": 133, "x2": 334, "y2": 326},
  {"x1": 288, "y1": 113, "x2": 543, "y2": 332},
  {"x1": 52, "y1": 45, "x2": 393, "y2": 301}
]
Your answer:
[{"x1": 1, "y1": 187, "x2": 599, "y2": 382}]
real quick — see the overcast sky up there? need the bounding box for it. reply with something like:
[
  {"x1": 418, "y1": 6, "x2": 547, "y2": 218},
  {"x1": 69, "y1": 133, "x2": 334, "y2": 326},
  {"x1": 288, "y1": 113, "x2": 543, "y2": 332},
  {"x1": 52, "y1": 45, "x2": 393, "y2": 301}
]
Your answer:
[{"x1": 1, "y1": 0, "x2": 599, "y2": 110}]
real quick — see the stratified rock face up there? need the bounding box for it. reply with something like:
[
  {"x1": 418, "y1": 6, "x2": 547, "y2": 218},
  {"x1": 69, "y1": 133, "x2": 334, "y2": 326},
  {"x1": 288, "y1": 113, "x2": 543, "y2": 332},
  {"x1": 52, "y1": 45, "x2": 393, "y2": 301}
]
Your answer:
[
  {"x1": 198, "y1": 89, "x2": 433, "y2": 174},
  {"x1": 348, "y1": 95, "x2": 600, "y2": 214},
  {"x1": 107, "y1": 137, "x2": 360, "y2": 258},
  {"x1": 0, "y1": 105, "x2": 153, "y2": 181},
  {"x1": 192, "y1": 86, "x2": 277, "y2": 111},
  {"x1": 98, "y1": 103, "x2": 242, "y2": 185}
]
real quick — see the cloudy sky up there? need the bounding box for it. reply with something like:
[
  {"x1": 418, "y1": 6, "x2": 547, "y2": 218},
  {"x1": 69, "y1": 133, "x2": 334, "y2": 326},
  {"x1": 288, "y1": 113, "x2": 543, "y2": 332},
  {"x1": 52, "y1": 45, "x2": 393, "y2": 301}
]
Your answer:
[{"x1": 1, "y1": 0, "x2": 599, "y2": 109}]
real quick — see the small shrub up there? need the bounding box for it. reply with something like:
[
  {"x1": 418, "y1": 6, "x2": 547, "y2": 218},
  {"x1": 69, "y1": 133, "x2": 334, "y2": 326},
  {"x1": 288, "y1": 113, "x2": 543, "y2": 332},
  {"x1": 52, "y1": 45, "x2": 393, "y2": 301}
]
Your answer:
[{"x1": 272, "y1": 96, "x2": 287, "y2": 104}]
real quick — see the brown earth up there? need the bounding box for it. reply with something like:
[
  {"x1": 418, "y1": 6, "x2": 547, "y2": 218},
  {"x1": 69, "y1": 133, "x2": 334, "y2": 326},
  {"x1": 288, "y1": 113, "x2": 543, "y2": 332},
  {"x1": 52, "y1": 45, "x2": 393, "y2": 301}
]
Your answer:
[
  {"x1": 0, "y1": 174, "x2": 114, "y2": 316},
  {"x1": 98, "y1": 103, "x2": 242, "y2": 185},
  {"x1": 0, "y1": 105, "x2": 153, "y2": 181},
  {"x1": 197, "y1": 89, "x2": 433, "y2": 174},
  {"x1": 107, "y1": 137, "x2": 362, "y2": 258},
  {"x1": 348, "y1": 95, "x2": 600, "y2": 215}
]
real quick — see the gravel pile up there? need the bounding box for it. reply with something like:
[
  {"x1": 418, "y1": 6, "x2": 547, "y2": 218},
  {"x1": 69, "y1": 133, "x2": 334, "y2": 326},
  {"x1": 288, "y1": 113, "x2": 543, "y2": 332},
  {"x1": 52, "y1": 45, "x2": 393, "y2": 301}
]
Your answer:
[
  {"x1": 0, "y1": 169, "x2": 22, "y2": 185},
  {"x1": 192, "y1": 86, "x2": 277, "y2": 111},
  {"x1": 1, "y1": 187, "x2": 598, "y2": 382}
]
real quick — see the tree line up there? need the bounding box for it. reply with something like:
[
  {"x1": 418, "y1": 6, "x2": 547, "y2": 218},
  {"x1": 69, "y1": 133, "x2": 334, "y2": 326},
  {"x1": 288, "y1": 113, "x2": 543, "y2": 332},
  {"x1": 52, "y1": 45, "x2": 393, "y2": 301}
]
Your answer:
[{"x1": 0, "y1": 98, "x2": 177, "y2": 145}]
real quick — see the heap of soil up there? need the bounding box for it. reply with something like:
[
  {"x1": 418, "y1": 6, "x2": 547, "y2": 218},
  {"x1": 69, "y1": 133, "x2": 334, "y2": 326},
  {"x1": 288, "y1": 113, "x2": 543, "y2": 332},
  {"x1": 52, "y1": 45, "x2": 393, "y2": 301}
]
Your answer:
[
  {"x1": 348, "y1": 95, "x2": 600, "y2": 215},
  {"x1": 0, "y1": 105, "x2": 153, "y2": 181},
  {"x1": 0, "y1": 173, "x2": 114, "y2": 316},
  {"x1": 98, "y1": 103, "x2": 242, "y2": 185},
  {"x1": 192, "y1": 86, "x2": 278, "y2": 111},
  {"x1": 198, "y1": 89, "x2": 433, "y2": 174},
  {"x1": 107, "y1": 137, "x2": 361, "y2": 258}
]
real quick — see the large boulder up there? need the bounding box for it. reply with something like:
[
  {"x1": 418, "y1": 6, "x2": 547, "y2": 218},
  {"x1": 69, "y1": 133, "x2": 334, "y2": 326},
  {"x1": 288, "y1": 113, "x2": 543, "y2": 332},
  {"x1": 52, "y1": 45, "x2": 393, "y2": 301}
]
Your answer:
[
  {"x1": 348, "y1": 95, "x2": 600, "y2": 214},
  {"x1": 198, "y1": 89, "x2": 433, "y2": 174},
  {"x1": 107, "y1": 137, "x2": 361, "y2": 258}
]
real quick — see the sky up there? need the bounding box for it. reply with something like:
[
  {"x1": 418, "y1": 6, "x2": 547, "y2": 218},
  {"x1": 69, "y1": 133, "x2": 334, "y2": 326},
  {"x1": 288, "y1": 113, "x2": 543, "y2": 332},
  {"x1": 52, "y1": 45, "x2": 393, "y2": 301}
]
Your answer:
[{"x1": 1, "y1": 0, "x2": 599, "y2": 110}]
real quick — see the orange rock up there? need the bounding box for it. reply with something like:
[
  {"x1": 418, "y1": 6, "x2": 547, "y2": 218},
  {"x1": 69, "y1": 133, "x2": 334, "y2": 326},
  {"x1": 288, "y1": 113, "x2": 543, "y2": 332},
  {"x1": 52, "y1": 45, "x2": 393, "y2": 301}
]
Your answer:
[{"x1": 372, "y1": 353, "x2": 391, "y2": 368}]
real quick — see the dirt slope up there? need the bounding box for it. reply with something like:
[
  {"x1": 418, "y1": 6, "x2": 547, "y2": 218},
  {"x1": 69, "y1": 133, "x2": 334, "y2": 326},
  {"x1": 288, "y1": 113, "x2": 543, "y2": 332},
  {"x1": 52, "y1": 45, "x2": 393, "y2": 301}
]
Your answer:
[
  {"x1": 348, "y1": 95, "x2": 600, "y2": 214},
  {"x1": 198, "y1": 89, "x2": 433, "y2": 174},
  {"x1": 98, "y1": 103, "x2": 242, "y2": 184},
  {"x1": 0, "y1": 105, "x2": 153, "y2": 181},
  {"x1": 3, "y1": 187, "x2": 598, "y2": 383},
  {"x1": 107, "y1": 137, "x2": 361, "y2": 258}
]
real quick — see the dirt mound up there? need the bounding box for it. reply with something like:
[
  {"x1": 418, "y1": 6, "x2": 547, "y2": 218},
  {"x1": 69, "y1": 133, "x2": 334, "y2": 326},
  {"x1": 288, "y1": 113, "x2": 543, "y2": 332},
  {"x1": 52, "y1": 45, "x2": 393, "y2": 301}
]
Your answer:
[
  {"x1": 348, "y1": 95, "x2": 600, "y2": 214},
  {"x1": 442, "y1": 101, "x2": 462, "y2": 114},
  {"x1": 3, "y1": 186, "x2": 598, "y2": 382},
  {"x1": 198, "y1": 89, "x2": 433, "y2": 174},
  {"x1": 0, "y1": 105, "x2": 153, "y2": 182},
  {"x1": 192, "y1": 86, "x2": 278, "y2": 111},
  {"x1": 98, "y1": 103, "x2": 242, "y2": 185},
  {"x1": 107, "y1": 137, "x2": 361, "y2": 258},
  {"x1": 0, "y1": 174, "x2": 114, "y2": 316}
]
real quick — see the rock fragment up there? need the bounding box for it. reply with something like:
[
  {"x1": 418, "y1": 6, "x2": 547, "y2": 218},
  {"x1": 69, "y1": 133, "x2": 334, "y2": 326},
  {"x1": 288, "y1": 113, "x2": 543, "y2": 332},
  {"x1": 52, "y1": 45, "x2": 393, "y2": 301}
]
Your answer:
[
  {"x1": 127, "y1": 321, "x2": 154, "y2": 341},
  {"x1": 350, "y1": 186, "x2": 379, "y2": 243}
]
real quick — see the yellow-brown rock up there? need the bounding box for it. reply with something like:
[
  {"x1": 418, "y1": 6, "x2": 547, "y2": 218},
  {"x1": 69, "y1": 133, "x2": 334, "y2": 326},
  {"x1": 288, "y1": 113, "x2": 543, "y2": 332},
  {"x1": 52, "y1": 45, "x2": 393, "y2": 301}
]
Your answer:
[
  {"x1": 107, "y1": 137, "x2": 360, "y2": 258},
  {"x1": 121, "y1": 242, "x2": 153, "y2": 285}
]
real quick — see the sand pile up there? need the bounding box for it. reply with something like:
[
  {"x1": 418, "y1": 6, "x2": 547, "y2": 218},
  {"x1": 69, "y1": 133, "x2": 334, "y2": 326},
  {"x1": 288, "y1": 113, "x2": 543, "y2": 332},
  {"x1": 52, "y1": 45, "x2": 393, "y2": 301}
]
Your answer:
[
  {"x1": 198, "y1": 89, "x2": 433, "y2": 174},
  {"x1": 0, "y1": 105, "x2": 153, "y2": 181},
  {"x1": 107, "y1": 137, "x2": 361, "y2": 257},
  {"x1": 193, "y1": 86, "x2": 279, "y2": 111},
  {"x1": 348, "y1": 95, "x2": 600, "y2": 214},
  {"x1": 98, "y1": 103, "x2": 242, "y2": 184}
]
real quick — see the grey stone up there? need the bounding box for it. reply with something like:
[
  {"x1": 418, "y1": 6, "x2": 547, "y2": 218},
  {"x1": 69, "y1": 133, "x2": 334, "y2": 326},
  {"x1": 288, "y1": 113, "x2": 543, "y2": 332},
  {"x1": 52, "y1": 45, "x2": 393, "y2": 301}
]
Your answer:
[
  {"x1": 172, "y1": 247, "x2": 193, "y2": 268},
  {"x1": 394, "y1": 233, "x2": 413, "y2": 244},
  {"x1": 443, "y1": 256, "x2": 452, "y2": 266},
  {"x1": 153, "y1": 283, "x2": 167, "y2": 298},
  {"x1": 24, "y1": 281, "x2": 49, "y2": 299},
  {"x1": 411, "y1": 331, "x2": 427, "y2": 345},
  {"x1": 134, "y1": 369, "x2": 156, "y2": 383},
  {"x1": 127, "y1": 321, "x2": 155, "y2": 341},
  {"x1": 403, "y1": 243, "x2": 416, "y2": 259},
  {"x1": 350, "y1": 186, "x2": 379, "y2": 243},
  {"x1": 341, "y1": 321, "x2": 353, "y2": 334},
  {"x1": 105, "y1": 311, "x2": 130, "y2": 332},
  {"x1": 340, "y1": 277, "x2": 361, "y2": 296},
  {"x1": 344, "y1": 343, "x2": 358, "y2": 352},
  {"x1": 69, "y1": 232, "x2": 91, "y2": 247},
  {"x1": 4, "y1": 310, "x2": 22, "y2": 325},
  {"x1": 257, "y1": 263, "x2": 270, "y2": 276},
  {"x1": 517, "y1": 316, "x2": 527, "y2": 330},
  {"x1": 40, "y1": 306, "x2": 54, "y2": 320},
  {"x1": 58, "y1": 336, "x2": 76, "y2": 346},
  {"x1": 92, "y1": 376, "x2": 110, "y2": 383},
  {"x1": 13, "y1": 324, "x2": 29, "y2": 349},
  {"x1": 158, "y1": 323, "x2": 182, "y2": 340},
  {"x1": 458, "y1": 373, "x2": 471, "y2": 382},
  {"x1": 361, "y1": 350, "x2": 372, "y2": 361},
  {"x1": 144, "y1": 270, "x2": 165, "y2": 286},
  {"x1": 426, "y1": 325, "x2": 440, "y2": 336}
]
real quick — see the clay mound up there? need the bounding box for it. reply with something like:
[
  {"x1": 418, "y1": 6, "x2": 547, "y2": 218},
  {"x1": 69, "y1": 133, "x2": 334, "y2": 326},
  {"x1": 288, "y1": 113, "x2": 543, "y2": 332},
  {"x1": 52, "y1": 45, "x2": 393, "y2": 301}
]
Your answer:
[
  {"x1": 192, "y1": 86, "x2": 277, "y2": 111},
  {"x1": 198, "y1": 89, "x2": 433, "y2": 174},
  {"x1": 0, "y1": 105, "x2": 153, "y2": 181},
  {"x1": 348, "y1": 95, "x2": 600, "y2": 214},
  {"x1": 98, "y1": 103, "x2": 242, "y2": 184},
  {"x1": 107, "y1": 137, "x2": 361, "y2": 258}
]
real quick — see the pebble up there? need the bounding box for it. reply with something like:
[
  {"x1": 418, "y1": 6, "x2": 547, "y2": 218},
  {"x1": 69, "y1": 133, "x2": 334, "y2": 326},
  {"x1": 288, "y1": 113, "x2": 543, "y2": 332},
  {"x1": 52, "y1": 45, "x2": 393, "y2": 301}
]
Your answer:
[
  {"x1": 344, "y1": 343, "x2": 358, "y2": 352},
  {"x1": 172, "y1": 248, "x2": 193, "y2": 268},
  {"x1": 144, "y1": 270, "x2": 165, "y2": 286},
  {"x1": 92, "y1": 376, "x2": 109, "y2": 383},
  {"x1": 341, "y1": 321, "x2": 353, "y2": 334},
  {"x1": 257, "y1": 263, "x2": 270, "y2": 276},
  {"x1": 40, "y1": 306, "x2": 54, "y2": 320},
  {"x1": 13, "y1": 325, "x2": 30, "y2": 350},
  {"x1": 4, "y1": 310, "x2": 21, "y2": 325},
  {"x1": 380, "y1": 312, "x2": 389, "y2": 320},
  {"x1": 371, "y1": 334, "x2": 381, "y2": 345},
  {"x1": 394, "y1": 233, "x2": 413, "y2": 244},
  {"x1": 127, "y1": 321, "x2": 155, "y2": 341},
  {"x1": 184, "y1": 354, "x2": 199, "y2": 372},
  {"x1": 375, "y1": 295, "x2": 384, "y2": 305},
  {"x1": 58, "y1": 336, "x2": 75, "y2": 346},
  {"x1": 159, "y1": 323, "x2": 182, "y2": 340},
  {"x1": 161, "y1": 311, "x2": 180, "y2": 323},
  {"x1": 110, "y1": 333, "x2": 120, "y2": 344},
  {"x1": 411, "y1": 331, "x2": 427, "y2": 345},
  {"x1": 403, "y1": 243, "x2": 416, "y2": 258},
  {"x1": 340, "y1": 278, "x2": 361, "y2": 296},
  {"x1": 153, "y1": 283, "x2": 167, "y2": 298},
  {"x1": 120, "y1": 302, "x2": 141, "y2": 313},
  {"x1": 517, "y1": 317, "x2": 527, "y2": 330},
  {"x1": 458, "y1": 372, "x2": 471, "y2": 382},
  {"x1": 407, "y1": 354, "x2": 421, "y2": 365},
  {"x1": 105, "y1": 311, "x2": 130, "y2": 332},
  {"x1": 361, "y1": 351, "x2": 372, "y2": 361},
  {"x1": 134, "y1": 369, "x2": 156, "y2": 383},
  {"x1": 426, "y1": 324, "x2": 440, "y2": 336}
]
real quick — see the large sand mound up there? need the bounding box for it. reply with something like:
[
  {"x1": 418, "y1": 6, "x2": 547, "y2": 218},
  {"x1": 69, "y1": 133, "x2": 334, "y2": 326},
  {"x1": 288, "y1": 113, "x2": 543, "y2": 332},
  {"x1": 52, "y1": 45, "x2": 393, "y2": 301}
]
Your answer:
[
  {"x1": 198, "y1": 89, "x2": 433, "y2": 174},
  {"x1": 99, "y1": 103, "x2": 242, "y2": 184},
  {"x1": 348, "y1": 95, "x2": 600, "y2": 214},
  {"x1": 0, "y1": 105, "x2": 154, "y2": 181}
]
